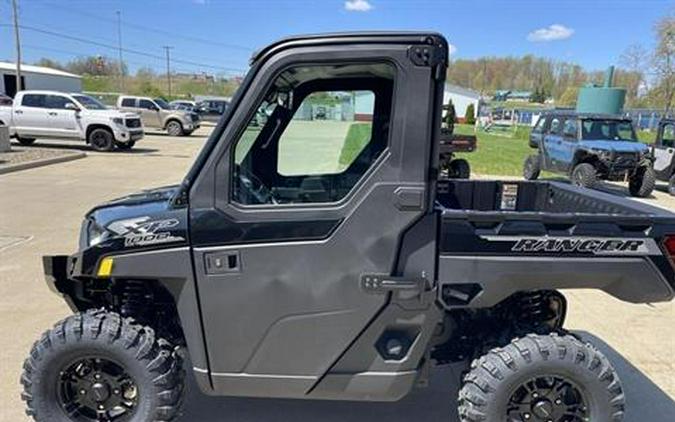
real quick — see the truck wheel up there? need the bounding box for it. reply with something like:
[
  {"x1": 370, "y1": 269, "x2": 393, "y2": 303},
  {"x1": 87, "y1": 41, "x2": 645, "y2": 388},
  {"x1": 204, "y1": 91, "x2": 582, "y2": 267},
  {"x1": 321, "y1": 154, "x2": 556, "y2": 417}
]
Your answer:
[
  {"x1": 458, "y1": 333, "x2": 625, "y2": 422},
  {"x1": 88, "y1": 128, "x2": 115, "y2": 152},
  {"x1": 523, "y1": 154, "x2": 541, "y2": 180},
  {"x1": 571, "y1": 163, "x2": 597, "y2": 189},
  {"x1": 166, "y1": 120, "x2": 184, "y2": 137},
  {"x1": 450, "y1": 159, "x2": 471, "y2": 179},
  {"x1": 115, "y1": 141, "x2": 136, "y2": 151},
  {"x1": 669, "y1": 174, "x2": 675, "y2": 196},
  {"x1": 628, "y1": 166, "x2": 655, "y2": 198},
  {"x1": 17, "y1": 137, "x2": 36, "y2": 146},
  {"x1": 21, "y1": 309, "x2": 185, "y2": 422}
]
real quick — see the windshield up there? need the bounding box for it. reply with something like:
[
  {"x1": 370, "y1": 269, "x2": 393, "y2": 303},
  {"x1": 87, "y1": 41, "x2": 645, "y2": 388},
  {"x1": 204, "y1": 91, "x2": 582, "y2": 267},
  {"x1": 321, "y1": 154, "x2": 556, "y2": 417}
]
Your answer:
[
  {"x1": 153, "y1": 98, "x2": 171, "y2": 110},
  {"x1": 72, "y1": 95, "x2": 107, "y2": 110},
  {"x1": 581, "y1": 120, "x2": 637, "y2": 142}
]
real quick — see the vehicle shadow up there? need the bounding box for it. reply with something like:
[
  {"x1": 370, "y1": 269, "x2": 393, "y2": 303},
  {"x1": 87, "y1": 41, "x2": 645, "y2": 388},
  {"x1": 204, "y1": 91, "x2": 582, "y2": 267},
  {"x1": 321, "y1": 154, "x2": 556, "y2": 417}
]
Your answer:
[
  {"x1": 13, "y1": 141, "x2": 158, "y2": 154},
  {"x1": 180, "y1": 331, "x2": 674, "y2": 421}
]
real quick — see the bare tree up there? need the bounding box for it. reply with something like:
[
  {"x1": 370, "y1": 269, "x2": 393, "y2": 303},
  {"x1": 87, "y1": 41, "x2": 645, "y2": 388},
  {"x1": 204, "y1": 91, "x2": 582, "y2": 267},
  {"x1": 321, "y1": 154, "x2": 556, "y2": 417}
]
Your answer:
[
  {"x1": 652, "y1": 15, "x2": 675, "y2": 112},
  {"x1": 620, "y1": 44, "x2": 649, "y2": 104}
]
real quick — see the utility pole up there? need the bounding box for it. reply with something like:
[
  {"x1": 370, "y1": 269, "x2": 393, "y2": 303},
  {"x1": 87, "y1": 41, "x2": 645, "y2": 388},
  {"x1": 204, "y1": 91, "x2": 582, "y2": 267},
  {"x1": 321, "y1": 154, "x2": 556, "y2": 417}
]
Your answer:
[
  {"x1": 116, "y1": 10, "x2": 125, "y2": 92},
  {"x1": 11, "y1": 0, "x2": 23, "y2": 93},
  {"x1": 163, "y1": 46, "x2": 173, "y2": 97}
]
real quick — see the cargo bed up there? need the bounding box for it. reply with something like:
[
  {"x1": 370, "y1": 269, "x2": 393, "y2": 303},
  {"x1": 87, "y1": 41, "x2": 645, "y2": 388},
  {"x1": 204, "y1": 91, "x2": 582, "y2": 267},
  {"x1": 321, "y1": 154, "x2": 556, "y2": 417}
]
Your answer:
[{"x1": 435, "y1": 180, "x2": 675, "y2": 308}]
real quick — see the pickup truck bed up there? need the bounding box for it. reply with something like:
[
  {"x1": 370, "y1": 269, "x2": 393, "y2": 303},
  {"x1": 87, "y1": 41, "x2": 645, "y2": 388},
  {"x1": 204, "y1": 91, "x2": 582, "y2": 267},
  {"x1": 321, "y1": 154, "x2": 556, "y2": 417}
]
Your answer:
[{"x1": 436, "y1": 180, "x2": 675, "y2": 308}]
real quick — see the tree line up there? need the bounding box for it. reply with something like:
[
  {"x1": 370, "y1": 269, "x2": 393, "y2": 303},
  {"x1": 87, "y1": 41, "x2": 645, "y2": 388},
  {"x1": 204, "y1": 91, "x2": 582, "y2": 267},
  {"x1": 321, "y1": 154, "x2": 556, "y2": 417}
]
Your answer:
[{"x1": 446, "y1": 15, "x2": 674, "y2": 111}]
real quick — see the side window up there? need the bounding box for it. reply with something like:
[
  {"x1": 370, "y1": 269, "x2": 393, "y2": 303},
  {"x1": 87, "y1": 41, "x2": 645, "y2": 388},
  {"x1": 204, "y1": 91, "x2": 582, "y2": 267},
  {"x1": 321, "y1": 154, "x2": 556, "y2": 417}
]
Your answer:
[
  {"x1": 45, "y1": 95, "x2": 73, "y2": 109},
  {"x1": 21, "y1": 94, "x2": 46, "y2": 108},
  {"x1": 662, "y1": 123, "x2": 675, "y2": 147},
  {"x1": 562, "y1": 119, "x2": 577, "y2": 138},
  {"x1": 532, "y1": 116, "x2": 546, "y2": 133},
  {"x1": 549, "y1": 117, "x2": 561, "y2": 135},
  {"x1": 139, "y1": 99, "x2": 156, "y2": 110},
  {"x1": 121, "y1": 98, "x2": 136, "y2": 107},
  {"x1": 232, "y1": 62, "x2": 394, "y2": 205}
]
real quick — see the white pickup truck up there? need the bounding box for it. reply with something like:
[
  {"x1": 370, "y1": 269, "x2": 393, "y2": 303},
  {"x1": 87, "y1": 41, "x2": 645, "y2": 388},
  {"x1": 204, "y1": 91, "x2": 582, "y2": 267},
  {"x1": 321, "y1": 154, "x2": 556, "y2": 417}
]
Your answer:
[{"x1": 0, "y1": 91, "x2": 144, "y2": 151}]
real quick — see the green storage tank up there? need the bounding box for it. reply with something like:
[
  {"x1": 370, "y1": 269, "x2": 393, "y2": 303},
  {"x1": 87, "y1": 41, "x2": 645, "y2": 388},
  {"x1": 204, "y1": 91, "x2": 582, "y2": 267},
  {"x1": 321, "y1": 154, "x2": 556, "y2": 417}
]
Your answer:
[{"x1": 576, "y1": 66, "x2": 626, "y2": 115}]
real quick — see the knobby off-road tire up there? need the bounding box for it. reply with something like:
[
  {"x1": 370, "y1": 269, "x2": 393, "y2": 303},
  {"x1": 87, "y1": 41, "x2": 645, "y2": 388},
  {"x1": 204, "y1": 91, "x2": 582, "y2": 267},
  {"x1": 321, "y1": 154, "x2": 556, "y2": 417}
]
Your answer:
[
  {"x1": 21, "y1": 309, "x2": 185, "y2": 422},
  {"x1": 669, "y1": 174, "x2": 675, "y2": 196},
  {"x1": 458, "y1": 333, "x2": 625, "y2": 422},
  {"x1": 88, "y1": 128, "x2": 115, "y2": 152},
  {"x1": 523, "y1": 154, "x2": 541, "y2": 180},
  {"x1": 450, "y1": 159, "x2": 471, "y2": 179},
  {"x1": 571, "y1": 163, "x2": 597, "y2": 189},
  {"x1": 628, "y1": 166, "x2": 656, "y2": 198}
]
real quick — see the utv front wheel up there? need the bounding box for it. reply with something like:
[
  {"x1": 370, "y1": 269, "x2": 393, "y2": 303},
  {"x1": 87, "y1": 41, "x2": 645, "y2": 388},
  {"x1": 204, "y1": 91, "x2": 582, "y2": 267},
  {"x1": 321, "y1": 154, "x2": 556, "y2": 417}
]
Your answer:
[
  {"x1": 450, "y1": 159, "x2": 471, "y2": 179},
  {"x1": 628, "y1": 166, "x2": 655, "y2": 198},
  {"x1": 571, "y1": 163, "x2": 597, "y2": 189},
  {"x1": 523, "y1": 154, "x2": 541, "y2": 180},
  {"x1": 21, "y1": 310, "x2": 185, "y2": 422},
  {"x1": 458, "y1": 334, "x2": 625, "y2": 422}
]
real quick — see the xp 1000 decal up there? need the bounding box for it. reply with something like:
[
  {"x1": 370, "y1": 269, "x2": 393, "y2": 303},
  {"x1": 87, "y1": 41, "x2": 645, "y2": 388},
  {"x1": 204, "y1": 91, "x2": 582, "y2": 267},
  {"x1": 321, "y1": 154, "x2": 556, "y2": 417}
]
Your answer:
[
  {"x1": 480, "y1": 235, "x2": 663, "y2": 256},
  {"x1": 107, "y1": 217, "x2": 186, "y2": 247}
]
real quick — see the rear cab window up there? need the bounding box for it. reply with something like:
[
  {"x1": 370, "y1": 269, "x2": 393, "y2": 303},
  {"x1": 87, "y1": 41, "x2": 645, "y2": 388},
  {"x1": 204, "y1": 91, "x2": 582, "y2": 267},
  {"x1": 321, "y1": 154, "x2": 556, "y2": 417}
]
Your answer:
[
  {"x1": 120, "y1": 98, "x2": 136, "y2": 107},
  {"x1": 21, "y1": 94, "x2": 46, "y2": 108}
]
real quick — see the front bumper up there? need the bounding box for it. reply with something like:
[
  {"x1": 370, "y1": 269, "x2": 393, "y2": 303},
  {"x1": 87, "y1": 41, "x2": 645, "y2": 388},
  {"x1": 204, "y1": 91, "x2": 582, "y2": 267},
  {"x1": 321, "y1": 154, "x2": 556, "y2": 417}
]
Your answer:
[
  {"x1": 43, "y1": 255, "x2": 79, "y2": 310},
  {"x1": 112, "y1": 127, "x2": 144, "y2": 143}
]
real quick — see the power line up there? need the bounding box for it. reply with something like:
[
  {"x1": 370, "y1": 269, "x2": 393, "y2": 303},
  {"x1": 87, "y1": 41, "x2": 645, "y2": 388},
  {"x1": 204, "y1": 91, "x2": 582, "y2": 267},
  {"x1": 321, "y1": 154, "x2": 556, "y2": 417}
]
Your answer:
[
  {"x1": 0, "y1": 23, "x2": 247, "y2": 73},
  {"x1": 44, "y1": 3, "x2": 253, "y2": 52}
]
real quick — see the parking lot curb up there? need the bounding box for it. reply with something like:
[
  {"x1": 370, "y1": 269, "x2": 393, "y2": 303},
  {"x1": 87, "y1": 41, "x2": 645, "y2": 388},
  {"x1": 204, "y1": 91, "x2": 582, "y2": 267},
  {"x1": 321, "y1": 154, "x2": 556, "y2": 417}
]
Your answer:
[{"x1": 0, "y1": 151, "x2": 87, "y2": 175}]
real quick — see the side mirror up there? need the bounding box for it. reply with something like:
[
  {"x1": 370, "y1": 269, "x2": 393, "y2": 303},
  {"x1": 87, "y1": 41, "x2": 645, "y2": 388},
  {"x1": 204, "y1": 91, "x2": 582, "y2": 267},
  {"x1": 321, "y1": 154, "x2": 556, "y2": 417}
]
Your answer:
[{"x1": 65, "y1": 103, "x2": 80, "y2": 111}]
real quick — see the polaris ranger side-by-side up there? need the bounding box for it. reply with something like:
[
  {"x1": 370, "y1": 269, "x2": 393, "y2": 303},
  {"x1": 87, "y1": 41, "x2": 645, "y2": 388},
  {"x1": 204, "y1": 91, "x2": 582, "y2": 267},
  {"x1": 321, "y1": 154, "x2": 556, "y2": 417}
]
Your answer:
[{"x1": 23, "y1": 33, "x2": 675, "y2": 422}]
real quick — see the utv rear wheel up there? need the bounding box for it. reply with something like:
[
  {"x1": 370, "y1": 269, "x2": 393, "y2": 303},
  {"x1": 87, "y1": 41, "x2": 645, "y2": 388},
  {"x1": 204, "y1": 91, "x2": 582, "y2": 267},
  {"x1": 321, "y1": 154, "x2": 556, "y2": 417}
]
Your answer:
[
  {"x1": 669, "y1": 174, "x2": 675, "y2": 196},
  {"x1": 450, "y1": 158, "x2": 471, "y2": 179},
  {"x1": 458, "y1": 333, "x2": 625, "y2": 422},
  {"x1": 628, "y1": 166, "x2": 655, "y2": 198},
  {"x1": 571, "y1": 163, "x2": 597, "y2": 189},
  {"x1": 21, "y1": 309, "x2": 185, "y2": 422},
  {"x1": 166, "y1": 120, "x2": 184, "y2": 137},
  {"x1": 88, "y1": 128, "x2": 115, "y2": 152},
  {"x1": 523, "y1": 154, "x2": 541, "y2": 180},
  {"x1": 17, "y1": 137, "x2": 36, "y2": 146}
]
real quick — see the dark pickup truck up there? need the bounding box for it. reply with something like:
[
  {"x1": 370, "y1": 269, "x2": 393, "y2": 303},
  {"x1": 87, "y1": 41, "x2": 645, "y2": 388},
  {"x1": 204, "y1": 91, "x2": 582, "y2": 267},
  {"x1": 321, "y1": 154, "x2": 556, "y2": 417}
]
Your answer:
[{"x1": 23, "y1": 33, "x2": 675, "y2": 422}]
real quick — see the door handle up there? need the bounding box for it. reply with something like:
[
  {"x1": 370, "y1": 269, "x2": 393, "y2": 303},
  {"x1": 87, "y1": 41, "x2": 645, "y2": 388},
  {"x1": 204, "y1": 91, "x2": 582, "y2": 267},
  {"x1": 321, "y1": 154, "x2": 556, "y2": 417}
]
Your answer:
[
  {"x1": 48, "y1": 112, "x2": 58, "y2": 116},
  {"x1": 204, "y1": 251, "x2": 240, "y2": 274},
  {"x1": 14, "y1": 110, "x2": 23, "y2": 114}
]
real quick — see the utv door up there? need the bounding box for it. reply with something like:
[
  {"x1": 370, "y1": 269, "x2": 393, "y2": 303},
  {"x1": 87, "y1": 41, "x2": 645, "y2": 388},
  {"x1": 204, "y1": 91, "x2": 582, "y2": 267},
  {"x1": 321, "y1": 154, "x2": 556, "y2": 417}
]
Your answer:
[
  {"x1": 189, "y1": 36, "x2": 444, "y2": 398},
  {"x1": 653, "y1": 121, "x2": 675, "y2": 180}
]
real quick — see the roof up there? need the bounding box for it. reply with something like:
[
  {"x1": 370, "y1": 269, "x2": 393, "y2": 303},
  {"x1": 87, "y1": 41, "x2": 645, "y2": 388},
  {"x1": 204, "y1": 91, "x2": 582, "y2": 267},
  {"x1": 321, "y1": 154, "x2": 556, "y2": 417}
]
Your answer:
[
  {"x1": 250, "y1": 31, "x2": 448, "y2": 65},
  {"x1": 0, "y1": 62, "x2": 81, "y2": 79},
  {"x1": 445, "y1": 83, "x2": 481, "y2": 99}
]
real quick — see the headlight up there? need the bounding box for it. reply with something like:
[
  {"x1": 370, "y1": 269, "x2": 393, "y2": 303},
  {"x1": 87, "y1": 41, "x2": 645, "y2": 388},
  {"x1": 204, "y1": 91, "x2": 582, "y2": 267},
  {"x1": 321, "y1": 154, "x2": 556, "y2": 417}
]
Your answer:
[
  {"x1": 87, "y1": 220, "x2": 110, "y2": 246},
  {"x1": 111, "y1": 117, "x2": 124, "y2": 126}
]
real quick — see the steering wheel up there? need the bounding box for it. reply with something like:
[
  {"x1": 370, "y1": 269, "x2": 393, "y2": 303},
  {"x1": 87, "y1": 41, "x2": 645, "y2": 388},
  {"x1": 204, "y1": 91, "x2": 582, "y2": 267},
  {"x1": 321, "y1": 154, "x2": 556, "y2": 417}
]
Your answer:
[{"x1": 234, "y1": 164, "x2": 277, "y2": 204}]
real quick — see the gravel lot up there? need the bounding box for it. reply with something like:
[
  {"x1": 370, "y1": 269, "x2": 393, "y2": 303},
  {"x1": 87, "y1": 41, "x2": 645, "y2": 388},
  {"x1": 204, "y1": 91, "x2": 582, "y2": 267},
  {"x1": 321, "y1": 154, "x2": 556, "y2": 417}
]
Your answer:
[
  {"x1": 0, "y1": 145, "x2": 84, "y2": 172},
  {"x1": 0, "y1": 127, "x2": 673, "y2": 421}
]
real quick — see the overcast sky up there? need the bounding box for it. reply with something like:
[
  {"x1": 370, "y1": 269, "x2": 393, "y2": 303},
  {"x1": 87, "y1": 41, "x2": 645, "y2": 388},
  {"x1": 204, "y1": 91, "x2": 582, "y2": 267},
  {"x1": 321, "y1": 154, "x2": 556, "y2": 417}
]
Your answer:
[{"x1": 1, "y1": 0, "x2": 672, "y2": 75}]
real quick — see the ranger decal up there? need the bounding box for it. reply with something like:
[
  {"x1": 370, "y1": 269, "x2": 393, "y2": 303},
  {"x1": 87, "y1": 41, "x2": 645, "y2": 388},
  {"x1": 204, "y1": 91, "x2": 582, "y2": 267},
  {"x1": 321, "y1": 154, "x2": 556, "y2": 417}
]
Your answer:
[
  {"x1": 108, "y1": 217, "x2": 186, "y2": 247},
  {"x1": 480, "y1": 236, "x2": 662, "y2": 256}
]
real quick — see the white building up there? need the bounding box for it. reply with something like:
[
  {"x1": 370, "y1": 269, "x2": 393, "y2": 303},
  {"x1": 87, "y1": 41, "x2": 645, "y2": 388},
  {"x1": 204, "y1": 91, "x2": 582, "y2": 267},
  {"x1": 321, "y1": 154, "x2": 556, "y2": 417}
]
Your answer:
[
  {"x1": 0, "y1": 62, "x2": 82, "y2": 98},
  {"x1": 444, "y1": 84, "x2": 481, "y2": 122}
]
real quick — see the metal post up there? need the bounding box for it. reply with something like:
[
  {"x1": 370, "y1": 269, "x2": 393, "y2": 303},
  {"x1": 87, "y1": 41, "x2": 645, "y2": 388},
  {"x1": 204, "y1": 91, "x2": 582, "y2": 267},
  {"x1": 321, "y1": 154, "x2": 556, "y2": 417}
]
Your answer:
[
  {"x1": 116, "y1": 10, "x2": 124, "y2": 92},
  {"x1": 163, "y1": 46, "x2": 173, "y2": 97},
  {"x1": 11, "y1": 0, "x2": 23, "y2": 93}
]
